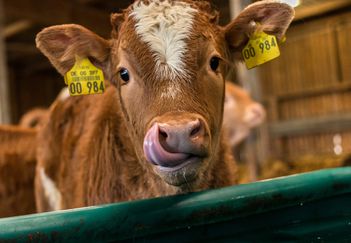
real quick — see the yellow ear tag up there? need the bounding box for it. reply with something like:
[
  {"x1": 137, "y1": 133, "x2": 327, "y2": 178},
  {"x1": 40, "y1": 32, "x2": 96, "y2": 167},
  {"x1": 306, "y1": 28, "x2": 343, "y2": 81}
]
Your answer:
[
  {"x1": 242, "y1": 31, "x2": 280, "y2": 69},
  {"x1": 64, "y1": 57, "x2": 105, "y2": 96}
]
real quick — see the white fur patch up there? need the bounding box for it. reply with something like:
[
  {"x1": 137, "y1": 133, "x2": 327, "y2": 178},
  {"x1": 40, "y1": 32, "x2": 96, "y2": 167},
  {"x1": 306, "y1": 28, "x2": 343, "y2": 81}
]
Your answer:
[
  {"x1": 39, "y1": 167, "x2": 62, "y2": 211},
  {"x1": 58, "y1": 87, "x2": 70, "y2": 102},
  {"x1": 224, "y1": 92, "x2": 238, "y2": 110},
  {"x1": 160, "y1": 82, "x2": 181, "y2": 99},
  {"x1": 131, "y1": 0, "x2": 197, "y2": 80}
]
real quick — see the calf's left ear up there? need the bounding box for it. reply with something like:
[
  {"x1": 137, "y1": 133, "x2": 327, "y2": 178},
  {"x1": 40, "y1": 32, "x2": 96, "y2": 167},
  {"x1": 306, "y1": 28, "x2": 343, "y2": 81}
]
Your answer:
[
  {"x1": 224, "y1": 1, "x2": 294, "y2": 59},
  {"x1": 36, "y1": 24, "x2": 111, "y2": 77}
]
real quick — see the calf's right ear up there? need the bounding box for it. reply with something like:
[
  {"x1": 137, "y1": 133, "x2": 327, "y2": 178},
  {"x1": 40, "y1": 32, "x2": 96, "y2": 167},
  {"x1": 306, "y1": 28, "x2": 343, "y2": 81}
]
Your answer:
[{"x1": 36, "y1": 24, "x2": 111, "y2": 76}]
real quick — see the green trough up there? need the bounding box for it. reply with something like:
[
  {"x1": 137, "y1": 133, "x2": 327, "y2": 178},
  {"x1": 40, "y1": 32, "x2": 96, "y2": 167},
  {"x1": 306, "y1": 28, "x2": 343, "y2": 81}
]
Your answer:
[{"x1": 1, "y1": 167, "x2": 351, "y2": 242}]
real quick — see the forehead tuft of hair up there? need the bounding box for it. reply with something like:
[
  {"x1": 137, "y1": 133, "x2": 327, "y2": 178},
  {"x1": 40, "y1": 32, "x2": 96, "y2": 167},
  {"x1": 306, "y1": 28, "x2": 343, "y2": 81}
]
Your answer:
[
  {"x1": 122, "y1": 0, "x2": 218, "y2": 80},
  {"x1": 131, "y1": 0, "x2": 218, "y2": 19}
]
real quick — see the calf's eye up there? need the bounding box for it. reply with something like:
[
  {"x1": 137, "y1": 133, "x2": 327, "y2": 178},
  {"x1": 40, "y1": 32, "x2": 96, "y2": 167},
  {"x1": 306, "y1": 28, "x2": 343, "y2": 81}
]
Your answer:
[
  {"x1": 210, "y1": 56, "x2": 220, "y2": 72},
  {"x1": 119, "y1": 68, "x2": 130, "y2": 83}
]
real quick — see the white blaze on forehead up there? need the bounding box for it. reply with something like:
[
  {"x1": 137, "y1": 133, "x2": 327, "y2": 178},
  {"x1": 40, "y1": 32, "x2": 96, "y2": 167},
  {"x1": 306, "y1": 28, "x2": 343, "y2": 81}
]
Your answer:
[
  {"x1": 39, "y1": 167, "x2": 62, "y2": 211},
  {"x1": 161, "y1": 83, "x2": 181, "y2": 99},
  {"x1": 131, "y1": 0, "x2": 197, "y2": 80}
]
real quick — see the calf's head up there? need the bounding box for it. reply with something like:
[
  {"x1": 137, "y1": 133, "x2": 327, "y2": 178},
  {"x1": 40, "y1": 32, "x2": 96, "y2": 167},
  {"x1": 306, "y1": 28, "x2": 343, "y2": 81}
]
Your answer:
[
  {"x1": 36, "y1": 0, "x2": 293, "y2": 189},
  {"x1": 223, "y1": 82, "x2": 266, "y2": 148}
]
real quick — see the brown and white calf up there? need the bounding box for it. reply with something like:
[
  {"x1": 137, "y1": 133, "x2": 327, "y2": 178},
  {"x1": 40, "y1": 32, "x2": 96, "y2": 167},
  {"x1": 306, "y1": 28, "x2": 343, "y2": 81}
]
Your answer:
[
  {"x1": 223, "y1": 81, "x2": 266, "y2": 148},
  {"x1": 35, "y1": 0, "x2": 294, "y2": 211}
]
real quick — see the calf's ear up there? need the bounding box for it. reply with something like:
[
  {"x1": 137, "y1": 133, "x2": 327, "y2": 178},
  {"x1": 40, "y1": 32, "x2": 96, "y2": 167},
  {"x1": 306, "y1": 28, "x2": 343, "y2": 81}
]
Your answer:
[
  {"x1": 36, "y1": 24, "x2": 111, "y2": 76},
  {"x1": 224, "y1": 1, "x2": 294, "y2": 59}
]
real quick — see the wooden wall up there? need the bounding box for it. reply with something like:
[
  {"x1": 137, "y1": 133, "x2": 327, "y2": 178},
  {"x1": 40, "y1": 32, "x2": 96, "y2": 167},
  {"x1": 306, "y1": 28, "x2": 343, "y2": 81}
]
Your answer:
[
  {"x1": 258, "y1": 10, "x2": 351, "y2": 161},
  {"x1": 8, "y1": 67, "x2": 64, "y2": 123}
]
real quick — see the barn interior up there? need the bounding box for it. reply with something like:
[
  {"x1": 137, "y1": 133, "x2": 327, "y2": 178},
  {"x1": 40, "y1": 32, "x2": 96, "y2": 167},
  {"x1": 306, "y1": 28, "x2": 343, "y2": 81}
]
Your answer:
[{"x1": 0, "y1": 0, "x2": 351, "y2": 218}]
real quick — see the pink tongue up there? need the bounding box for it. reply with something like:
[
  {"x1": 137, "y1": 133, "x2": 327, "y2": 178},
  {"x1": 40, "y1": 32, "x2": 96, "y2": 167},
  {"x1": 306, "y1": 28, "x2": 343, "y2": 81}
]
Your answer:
[{"x1": 143, "y1": 123, "x2": 189, "y2": 167}]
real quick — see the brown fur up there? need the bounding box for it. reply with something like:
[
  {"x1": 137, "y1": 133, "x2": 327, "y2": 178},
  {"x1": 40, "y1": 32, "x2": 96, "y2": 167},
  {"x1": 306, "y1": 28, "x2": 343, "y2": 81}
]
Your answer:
[
  {"x1": 0, "y1": 125, "x2": 37, "y2": 217},
  {"x1": 35, "y1": 0, "x2": 294, "y2": 211},
  {"x1": 0, "y1": 82, "x2": 258, "y2": 216},
  {"x1": 36, "y1": 86, "x2": 237, "y2": 209}
]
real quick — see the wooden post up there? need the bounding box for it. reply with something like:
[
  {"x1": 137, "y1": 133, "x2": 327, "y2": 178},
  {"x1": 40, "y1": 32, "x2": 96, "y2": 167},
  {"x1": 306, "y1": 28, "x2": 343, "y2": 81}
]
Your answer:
[
  {"x1": 0, "y1": 0, "x2": 11, "y2": 124},
  {"x1": 229, "y1": 0, "x2": 269, "y2": 181}
]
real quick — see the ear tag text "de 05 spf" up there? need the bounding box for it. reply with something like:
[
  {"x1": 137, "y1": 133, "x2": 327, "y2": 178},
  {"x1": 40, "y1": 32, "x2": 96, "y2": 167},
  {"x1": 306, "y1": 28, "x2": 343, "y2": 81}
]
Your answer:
[{"x1": 64, "y1": 57, "x2": 105, "y2": 96}]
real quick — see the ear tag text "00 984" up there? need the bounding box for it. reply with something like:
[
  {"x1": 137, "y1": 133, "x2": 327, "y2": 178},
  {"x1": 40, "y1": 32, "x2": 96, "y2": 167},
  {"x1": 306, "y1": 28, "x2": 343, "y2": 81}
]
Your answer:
[
  {"x1": 64, "y1": 57, "x2": 105, "y2": 96},
  {"x1": 242, "y1": 31, "x2": 280, "y2": 69}
]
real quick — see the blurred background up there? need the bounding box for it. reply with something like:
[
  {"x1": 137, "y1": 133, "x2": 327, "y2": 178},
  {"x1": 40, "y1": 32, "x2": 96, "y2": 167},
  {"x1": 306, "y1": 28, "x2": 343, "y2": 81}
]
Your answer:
[{"x1": 0, "y1": 0, "x2": 350, "y2": 182}]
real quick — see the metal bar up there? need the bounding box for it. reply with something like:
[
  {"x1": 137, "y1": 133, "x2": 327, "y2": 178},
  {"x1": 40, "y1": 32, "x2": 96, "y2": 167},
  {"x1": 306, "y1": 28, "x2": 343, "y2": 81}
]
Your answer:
[{"x1": 1, "y1": 168, "x2": 351, "y2": 242}]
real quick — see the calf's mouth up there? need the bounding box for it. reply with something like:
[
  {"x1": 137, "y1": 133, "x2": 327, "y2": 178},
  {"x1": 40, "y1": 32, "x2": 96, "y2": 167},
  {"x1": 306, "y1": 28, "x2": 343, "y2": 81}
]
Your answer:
[{"x1": 143, "y1": 116, "x2": 210, "y2": 186}]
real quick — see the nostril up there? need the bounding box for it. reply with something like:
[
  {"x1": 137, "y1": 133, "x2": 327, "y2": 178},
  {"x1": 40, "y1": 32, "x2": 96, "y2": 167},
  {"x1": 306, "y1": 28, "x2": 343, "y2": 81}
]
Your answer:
[
  {"x1": 252, "y1": 105, "x2": 263, "y2": 116},
  {"x1": 159, "y1": 129, "x2": 168, "y2": 139},
  {"x1": 190, "y1": 124, "x2": 200, "y2": 137},
  {"x1": 189, "y1": 119, "x2": 202, "y2": 138}
]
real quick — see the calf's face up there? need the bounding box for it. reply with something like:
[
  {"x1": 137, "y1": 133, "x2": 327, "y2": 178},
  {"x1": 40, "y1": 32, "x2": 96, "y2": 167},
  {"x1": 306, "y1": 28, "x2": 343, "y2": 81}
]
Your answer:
[
  {"x1": 111, "y1": 1, "x2": 228, "y2": 186},
  {"x1": 36, "y1": 0, "x2": 293, "y2": 189},
  {"x1": 223, "y1": 82, "x2": 266, "y2": 148}
]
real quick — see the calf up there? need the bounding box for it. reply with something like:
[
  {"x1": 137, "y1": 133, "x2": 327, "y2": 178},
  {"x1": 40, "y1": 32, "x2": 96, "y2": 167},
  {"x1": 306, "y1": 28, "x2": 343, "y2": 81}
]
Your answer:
[
  {"x1": 0, "y1": 82, "x2": 261, "y2": 217},
  {"x1": 35, "y1": 0, "x2": 294, "y2": 211},
  {"x1": 19, "y1": 108, "x2": 48, "y2": 129},
  {"x1": 0, "y1": 88, "x2": 71, "y2": 217},
  {"x1": 19, "y1": 88, "x2": 69, "y2": 129},
  {"x1": 223, "y1": 81, "x2": 266, "y2": 148},
  {"x1": 0, "y1": 125, "x2": 37, "y2": 217}
]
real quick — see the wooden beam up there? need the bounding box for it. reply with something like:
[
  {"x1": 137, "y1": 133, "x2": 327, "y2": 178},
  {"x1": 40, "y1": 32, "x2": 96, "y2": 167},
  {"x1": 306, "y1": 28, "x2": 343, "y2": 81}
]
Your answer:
[
  {"x1": 0, "y1": 0, "x2": 11, "y2": 123},
  {"x1": 294, "y1": 0, "x2": 351, "y2": 21},
  {"x1": 229, "y1": 0, "x2": 266, "y2": 179},
  {"x1": 277, "y1": 81, "x2": 351, "y2": 101},
  {"x1": 3, "y1": 20, "x2": 32, "y2": 38},
  {"x1": 3, "y1": 0, "x2": 111, "y2": 37},
  {"x1": 262, "y1": 81, "x2": 351, "y2": 105},
  {"x1": 269, "y1": 113, "x2": 351, "y2": 137}
]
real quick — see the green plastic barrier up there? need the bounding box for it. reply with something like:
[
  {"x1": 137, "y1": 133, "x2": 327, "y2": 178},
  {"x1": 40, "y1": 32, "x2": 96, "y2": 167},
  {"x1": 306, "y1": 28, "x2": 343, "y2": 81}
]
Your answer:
[{"x1": 1, "y1": 168, "x2": 351, "y2": 242}]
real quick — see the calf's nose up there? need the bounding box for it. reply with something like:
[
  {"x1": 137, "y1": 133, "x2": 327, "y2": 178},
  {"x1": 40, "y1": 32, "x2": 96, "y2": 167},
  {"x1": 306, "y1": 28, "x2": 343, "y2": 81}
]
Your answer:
[
  {"x1": 158, "y1": 119, "x2": 205, "y2": 153},
  {"x1": 244, "y1": 103, "x2": 266, "y2": 127},
  {"x1": 143, "y1": 117, "x2": 208, "y2": 168}
]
